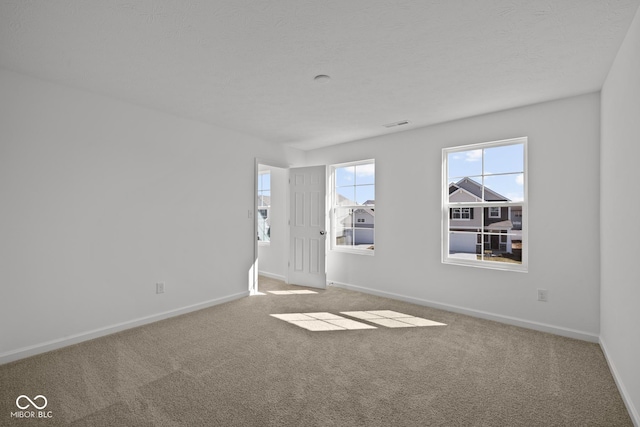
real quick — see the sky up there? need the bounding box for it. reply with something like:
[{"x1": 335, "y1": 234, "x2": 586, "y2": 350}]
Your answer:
[
  {"x1": 258, "y1": 171, "x2": 270, "y2": 191},
  {"x1": 336, "y1": 163, "x2": 375, "y2": 205},
  {"x1": 448, "y1": 143, "x2": 524, "y2": 202},
  {"x1": 333, "y1": 143, "x2": 524, "y2": 206}
]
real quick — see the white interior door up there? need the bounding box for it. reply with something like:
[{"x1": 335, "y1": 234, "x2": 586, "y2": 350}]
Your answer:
[{"x1": 288, "y1": 165, "x2": 327, "y2": 288}]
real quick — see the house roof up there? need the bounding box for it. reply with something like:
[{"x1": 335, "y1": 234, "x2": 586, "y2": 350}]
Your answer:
[
  {"x1": 257, "y1": 195, "x2": 271, "y2": 207},
  {"x1": 336, "y1": 195, "x2": 375, "y2": 207},
  {"x1": 449, "y1": 185, "x2": 483, "y2": 203},
  {"x1": 450, "y1": 178, "x2": 510, "y2": 202}
]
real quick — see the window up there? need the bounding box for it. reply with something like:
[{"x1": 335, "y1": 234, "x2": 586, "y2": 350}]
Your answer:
[
  {"x1": 331, "y1": 160, "x2": 375, "y2": 254},
  {"x1": 257, "y1": 171, "x2": 271, "y2": 242},
  {"x1": 443, "y1": 137, "x2": 527, "y2": 271},
  {"x1": 452, "y1": 207, "x2": 471, "y2": 220}
]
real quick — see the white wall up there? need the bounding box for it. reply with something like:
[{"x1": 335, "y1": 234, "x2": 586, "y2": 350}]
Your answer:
[
  {"x1": 601, "y1": 4, "x2": 640, "y2": 424},
  {"x1": 257, "y1": 165, "x2": 288, "y2": 280},
  {"x1": 306, "y1": 92, "x2": 602, "y2": 341},
  {"x1": 0, "y1": 68, "x2": 304, "y2": 362}
]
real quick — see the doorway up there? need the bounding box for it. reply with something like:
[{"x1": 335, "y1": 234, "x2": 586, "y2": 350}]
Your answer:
[
  {"x1": 253, "y1": 159, "x2": 288, "y2": 294},
  {"x1": 252, "y1": 160, "x2": 328, "y2": 294}
]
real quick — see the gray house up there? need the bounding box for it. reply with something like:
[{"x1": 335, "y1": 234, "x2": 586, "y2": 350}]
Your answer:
[
  {"x1": 449, "y1": 178, "x2": 521, "y2": 256},
  {"x1": 336, "y1": 198, "x2": 375, "y2": 247}
]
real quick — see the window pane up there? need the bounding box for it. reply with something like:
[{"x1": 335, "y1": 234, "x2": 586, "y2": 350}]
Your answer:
[
  {"x1": 483, "y1": 205, "x2": 522, "y2": 231},
  {"x1": 483, "y1": 233, "x2": 522, "y2": 265},
  {"x1": 257, "y1": 171, "x2": 271, "y2": 242},
  {"x1": 483, "y1": 207, "x2": 509, "y2": 227},
  {"x1": 336, "y1": 166, "x2": 355, "y2": 187},
  {"x1": 262, "y1": 172, "x2": 271, "y2": 190},
  {"x1": 257, "y1": 209, "x2": 270, "y2": 242},
  {"x1": 480, "y1": 203, "x2": 522, "y2": 264},
  {"x1": 354, "y1": 207, "x2": 374, "y2": 249},
  {"x1": 335, "y1": 207, "x2": 354, "y2": 247},
  {"x1": 336, "y1": 187, "x2": 355, "y2": 206},
  {"x1": 261, "y1": 189, "x2": 271, "y2": 198},
  {"x1": 257, "y1": 190, "x2": 270, "y2": 207},
  {"x1": 449, "y1": 231, "x2": 480, "y2": 259},
  {"x1": 511, "y1": 206, "x2": 523, "y2": 230},
  {"x1": 483, "y1": 173, "x2": 523, "y2": 201},
  {"x1": 448, "y1": 150, "x2": 482, "y2": 180},
  {"x1": 355, "y1": 163, "x2": 375, "y2": 185},
  {"x1": 355, "y1": 184, "x2": 375, "y2": 205},
  {"x1": 484, "y1": 144, "x2": 524, "y2": 175},
  {"x1": 333, "y1": 161, "x2": 375, "y2": 252},
  {"x1": 335, "y1": 207, "x2": 375, "y2": 248},
  {"x1": 448, "y1": 176, "x2": 483, "y2": 203}
]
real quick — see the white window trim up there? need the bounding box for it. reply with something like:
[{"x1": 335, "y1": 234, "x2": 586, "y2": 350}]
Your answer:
[
  {"x1": 489, "y1": 207, "x2": 501, "y2": 218},
  {"x1": 452, "y1": 207, "x2": 472, "y2": 220},
  {"x1": 330, "y1": 159, "x2": 375, "y2": 256},
  {"x1": 442, "y1": 137, "x2": 528, "y2": 272}
]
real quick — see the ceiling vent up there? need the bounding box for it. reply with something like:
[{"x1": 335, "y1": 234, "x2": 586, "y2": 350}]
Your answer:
[{"x1": 383, "y1": 120, "x2": 409, "y2": 128}]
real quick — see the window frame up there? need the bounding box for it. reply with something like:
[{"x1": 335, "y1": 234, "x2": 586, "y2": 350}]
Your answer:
[
  {"x1": 442, "y1": 137, "x2": 528, "y2": 272},
  {"x1": 330, "y1": 159, "x2": 375, "y2": 256}
]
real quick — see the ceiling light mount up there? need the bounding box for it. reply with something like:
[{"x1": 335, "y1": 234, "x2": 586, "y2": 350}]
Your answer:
[{"x1": 313, "y1": 74, "x2": 331, "y2": 83}]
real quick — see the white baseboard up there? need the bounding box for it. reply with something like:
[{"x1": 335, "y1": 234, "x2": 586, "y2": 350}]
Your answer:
[
  {"x1": 600, "y1": 338, "x2": 640, "y2": 426},
  {"x1": 0, "y1": 291, "x2": 248, "y2": 365},
  {"x1": 329, "y1": 280, "x2": 599, "y2": 343},
  {"x1": 258, "y1": 271, "x2": 286, "y2": 282}
]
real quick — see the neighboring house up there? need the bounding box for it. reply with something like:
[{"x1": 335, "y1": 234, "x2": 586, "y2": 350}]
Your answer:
[
  {"x1": 449, "y1": 178, "x2": 521, "y2": 254},
  {"x1": 336, "y1": 196, "x2": 375, "y2": 246},
  {"x1": 257, "y1": 194, "x2": 271, "y2": 241}
]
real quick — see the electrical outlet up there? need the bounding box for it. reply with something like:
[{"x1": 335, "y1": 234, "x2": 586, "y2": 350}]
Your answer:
[
  {"x1": 537, "y1": 289, "x2": 548, "y2": 302},
  {"x1": 156, "y1": 282, "x2": 165, "y2": 294}
]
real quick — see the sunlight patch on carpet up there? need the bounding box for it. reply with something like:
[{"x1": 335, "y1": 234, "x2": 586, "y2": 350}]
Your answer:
[
  {"x1": 341, "y1": 311, "x2": 447, "y2": 328},
  {"x1": 270, "y1": 312, "x2": 377, "y2": 331},
  {"x1": 268, "y1": 290, "x2": 318, "y2": 295}
]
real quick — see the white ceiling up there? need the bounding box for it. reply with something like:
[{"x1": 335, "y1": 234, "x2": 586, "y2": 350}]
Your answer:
[{"x1": 1, "y1": 1, "x2": 638, "y2": 150}]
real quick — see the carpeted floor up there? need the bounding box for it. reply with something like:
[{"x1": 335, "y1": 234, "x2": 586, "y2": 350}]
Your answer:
[{"x1": 0, "y1": 276, "x2": 632, "y2": 426}]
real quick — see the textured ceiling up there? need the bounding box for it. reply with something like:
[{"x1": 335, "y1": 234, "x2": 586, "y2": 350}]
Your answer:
[{"x1": 1, "y1": 1, "x2": 639, "y2": 150}]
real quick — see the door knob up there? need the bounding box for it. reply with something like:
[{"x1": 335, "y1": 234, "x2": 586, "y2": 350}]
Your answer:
[{"x1": 319, "y1": 231, "x2": 326, "y2": 236}]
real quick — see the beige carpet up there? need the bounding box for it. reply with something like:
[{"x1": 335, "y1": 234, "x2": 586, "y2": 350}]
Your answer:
[{"x1": 0, "y1": 276, "x2": 632, "y2": 426}]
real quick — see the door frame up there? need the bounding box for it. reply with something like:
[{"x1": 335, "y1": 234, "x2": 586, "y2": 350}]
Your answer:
[{"x1": 252, "y1": 158, "x2": 291, "y2": 294}]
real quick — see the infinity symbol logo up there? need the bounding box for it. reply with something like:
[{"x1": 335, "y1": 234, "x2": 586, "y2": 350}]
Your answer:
[{"x1": 16, "y1": 395, "x2": 48, "y2": 410}]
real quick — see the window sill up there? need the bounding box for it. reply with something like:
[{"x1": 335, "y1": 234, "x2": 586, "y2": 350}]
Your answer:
[
  {"x1": 258, "y1": 241, "x2": 271, "y2": 247},
  {"x1": 331, "y1": 247, "x2": 375, "y2": 256},
  {"x1": 442, "y1": 258, "x2": 527, "y2": 273}
]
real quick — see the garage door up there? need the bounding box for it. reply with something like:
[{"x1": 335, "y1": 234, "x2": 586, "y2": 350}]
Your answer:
[{"x1": 449, "y1": 232, "x2": 477, "y2": 253}]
